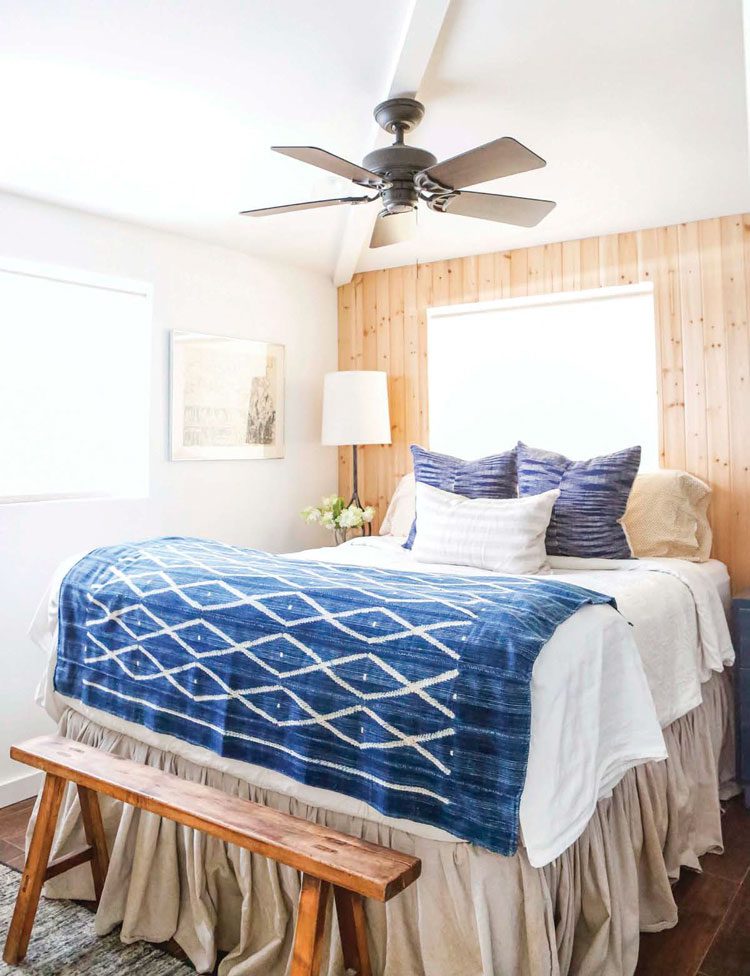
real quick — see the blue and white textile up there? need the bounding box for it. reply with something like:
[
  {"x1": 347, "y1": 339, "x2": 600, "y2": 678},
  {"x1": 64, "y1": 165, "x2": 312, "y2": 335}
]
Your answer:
[
  {"x1": 404, "y1": 444, "x2": 517, "y2": 550},
  {"x1": 517, "y1": 442, "x2": 641, "y2": 559},
  {"x1": 54, "y1": 536, "x2": 614, "y2": 855}
]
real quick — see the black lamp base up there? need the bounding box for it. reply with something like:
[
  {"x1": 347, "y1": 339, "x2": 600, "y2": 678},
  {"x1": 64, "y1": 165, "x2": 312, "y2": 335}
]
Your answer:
[{"x1": 347, "y1": 444, "x2": 371, "y2": 536}]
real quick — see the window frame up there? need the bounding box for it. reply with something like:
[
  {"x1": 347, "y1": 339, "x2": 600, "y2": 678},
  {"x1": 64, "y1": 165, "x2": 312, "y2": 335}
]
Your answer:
[
  {"x1": 426, "y1": 281, "x2": 659, "y2": 466},
  {"x1": 0, "y1": 255, "x2": 153, "y2": 505}
]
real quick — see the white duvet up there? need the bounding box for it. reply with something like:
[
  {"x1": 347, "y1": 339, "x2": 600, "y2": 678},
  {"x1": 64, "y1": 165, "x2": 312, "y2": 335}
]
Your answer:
[{"x1": 30, "y1": 537, "x2": 734, "y2": 869}]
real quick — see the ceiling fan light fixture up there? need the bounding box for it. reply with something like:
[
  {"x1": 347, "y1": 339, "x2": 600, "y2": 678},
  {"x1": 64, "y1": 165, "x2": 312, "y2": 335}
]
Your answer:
[{"x1": 370, "y1": 209, "x2": 418, "y2": 248}]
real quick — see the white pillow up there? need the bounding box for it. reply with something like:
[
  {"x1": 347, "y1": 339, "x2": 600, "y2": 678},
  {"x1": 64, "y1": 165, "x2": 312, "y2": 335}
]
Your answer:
[
  {"x1": 411, "y1": 483, "x2": 560, "y2": 574},
  {"x1": 379, "y1": 473, "x2": 416, "y2": 537}
]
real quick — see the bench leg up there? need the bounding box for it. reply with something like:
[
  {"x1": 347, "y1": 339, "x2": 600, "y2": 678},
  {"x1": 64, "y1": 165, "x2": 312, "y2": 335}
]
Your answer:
[
  {"x1": 3, "y1": 772, "x2": 65, "y2": 965},
  {"x1": 77, "y1": 785, "x2": 109, "y2": 903},
  {"x1": 334, "y1": 887, "x2": 372, "y2": 976},
  {"x1": 291, "y1": 873, "x2": 329, "y2": 976}
]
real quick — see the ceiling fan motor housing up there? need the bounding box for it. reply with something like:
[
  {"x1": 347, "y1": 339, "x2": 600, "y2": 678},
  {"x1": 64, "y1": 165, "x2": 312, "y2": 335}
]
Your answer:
[{"x1": 363, "y1": 144, "x2": 437, "y2": 214}]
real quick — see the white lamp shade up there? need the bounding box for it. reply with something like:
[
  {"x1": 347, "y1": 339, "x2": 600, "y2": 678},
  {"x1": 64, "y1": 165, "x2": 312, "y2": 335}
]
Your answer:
[{"x1": 322, "y1": 371, "x2": 392, "y2": 446}]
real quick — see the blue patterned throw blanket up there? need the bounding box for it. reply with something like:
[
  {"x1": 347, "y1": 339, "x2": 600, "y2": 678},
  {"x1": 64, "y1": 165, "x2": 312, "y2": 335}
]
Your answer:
[{"x1": 54, "y1": 536, "x2": 615, "y2": 855}]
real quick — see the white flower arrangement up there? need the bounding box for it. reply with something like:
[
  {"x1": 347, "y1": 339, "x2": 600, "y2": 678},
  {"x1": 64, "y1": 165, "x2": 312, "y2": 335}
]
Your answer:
[{"x1": 301, "y1": 495, "x2": 375, "y2": 541}]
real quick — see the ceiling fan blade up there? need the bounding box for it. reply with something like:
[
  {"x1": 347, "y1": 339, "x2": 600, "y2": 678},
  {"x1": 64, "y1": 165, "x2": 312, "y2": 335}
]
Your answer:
[
  {"x1": 272, "y1": 146, "x2": 385, "y2": 187},
  {"x1": 429, "y1": 191, "x2": 555, "y2": 227},
  {"x1": 240, "y1": 196, "x2": 371, "y2": 217},
  {"x1": 370, "y1": 210, "x2": 418, "y2": 248},
  {"x1": 419, "y1": 137, "x2": 546, "y2": 191}
]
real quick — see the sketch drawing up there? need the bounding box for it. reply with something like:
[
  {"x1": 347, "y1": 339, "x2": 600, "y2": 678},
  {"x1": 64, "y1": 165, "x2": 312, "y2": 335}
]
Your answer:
[{"x1": 171, "y1": 332, "x2": 285, "y2": 460}]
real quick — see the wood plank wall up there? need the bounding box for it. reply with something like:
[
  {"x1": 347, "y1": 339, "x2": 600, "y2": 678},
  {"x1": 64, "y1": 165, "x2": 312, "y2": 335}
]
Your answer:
[{"x1": 337, "y1": 213, "x2": 750, "y2": 591}]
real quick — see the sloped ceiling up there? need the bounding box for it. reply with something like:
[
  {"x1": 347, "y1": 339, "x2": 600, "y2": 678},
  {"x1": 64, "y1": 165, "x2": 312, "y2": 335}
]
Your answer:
[{"x1": 0, "y1": 0, "x2": 748, "y2": 281}]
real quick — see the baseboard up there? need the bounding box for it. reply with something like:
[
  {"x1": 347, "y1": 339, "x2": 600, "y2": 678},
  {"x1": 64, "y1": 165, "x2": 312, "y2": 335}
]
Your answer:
[{"x1": 0, "y1": 770, "x2": 42, "y2": 809}]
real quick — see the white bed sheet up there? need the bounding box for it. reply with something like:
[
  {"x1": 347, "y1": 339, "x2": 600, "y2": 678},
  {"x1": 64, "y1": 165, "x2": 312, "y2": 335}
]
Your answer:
[{"x1": 30, "y1": 540, "x2": 733, "y2": 869}]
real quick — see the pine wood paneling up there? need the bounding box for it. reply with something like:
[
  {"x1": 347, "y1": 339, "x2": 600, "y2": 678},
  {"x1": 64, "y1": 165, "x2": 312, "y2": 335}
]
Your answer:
[
  {"x1": 678, "y1": 220, "x2": 709, "y2": 483},
  {"x1": 337, "y1": 213, "x2": 750, "y2": 591},
  {"x1": 721, "y1": 216, "x2": 750, "y2": 583}
]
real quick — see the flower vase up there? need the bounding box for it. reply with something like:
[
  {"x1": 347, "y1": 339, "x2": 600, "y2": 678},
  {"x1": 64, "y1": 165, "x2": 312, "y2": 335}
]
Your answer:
[{"x1": 334, "y1": 528, "x2": 349, "y2": 546}]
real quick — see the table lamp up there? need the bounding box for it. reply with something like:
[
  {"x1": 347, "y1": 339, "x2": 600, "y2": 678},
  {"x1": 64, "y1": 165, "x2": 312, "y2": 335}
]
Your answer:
[{"x1": 321, "y1": 371, "x2": 391, "y2": 511}]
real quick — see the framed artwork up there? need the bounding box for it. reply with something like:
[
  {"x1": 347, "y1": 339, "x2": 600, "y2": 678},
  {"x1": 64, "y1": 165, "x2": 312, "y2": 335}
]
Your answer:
[{"x1": 170, "y1": 331, "x2": 285, "y2": 460}]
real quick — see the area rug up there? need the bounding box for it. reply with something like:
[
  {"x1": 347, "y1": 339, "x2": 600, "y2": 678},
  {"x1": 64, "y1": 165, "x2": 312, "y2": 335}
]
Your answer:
[{"x1": 0, "y1": 864, "x2": 193, "y2": 974}]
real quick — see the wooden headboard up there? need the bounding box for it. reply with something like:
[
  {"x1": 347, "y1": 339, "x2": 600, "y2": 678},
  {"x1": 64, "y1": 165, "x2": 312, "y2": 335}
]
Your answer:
[{"x1": 337, "y1": 213, "x2": 750, "y2": 592}]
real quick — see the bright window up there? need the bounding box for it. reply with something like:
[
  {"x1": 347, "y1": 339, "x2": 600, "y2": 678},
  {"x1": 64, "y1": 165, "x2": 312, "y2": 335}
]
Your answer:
[
  {"x1": 0, "y1": 259, "x2": 151, "y2": 502},
  {"x1": 427, "y1": 283, "x2": 659, "y2": 468}
]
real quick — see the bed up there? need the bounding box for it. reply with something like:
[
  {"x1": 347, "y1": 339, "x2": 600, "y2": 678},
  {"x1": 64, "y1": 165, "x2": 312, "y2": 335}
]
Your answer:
[{"x1": 28, "y1": 534, "x2": 735, "y2": 976}]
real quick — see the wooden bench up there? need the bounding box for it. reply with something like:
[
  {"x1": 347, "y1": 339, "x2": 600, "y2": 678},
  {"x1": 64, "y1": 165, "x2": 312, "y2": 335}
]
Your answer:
[{"x1": 3, "y1": 735, "x2": 421, "y2": 975}]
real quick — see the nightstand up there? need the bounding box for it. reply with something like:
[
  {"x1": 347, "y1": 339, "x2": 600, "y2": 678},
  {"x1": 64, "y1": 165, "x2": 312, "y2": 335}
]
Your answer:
[{"x1": 731, "y1": 589, "x2": 750, "y2": 807}]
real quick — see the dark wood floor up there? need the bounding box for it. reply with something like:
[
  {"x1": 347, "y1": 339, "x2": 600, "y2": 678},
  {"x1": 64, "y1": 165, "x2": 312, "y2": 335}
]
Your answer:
[
  {"x1": 0, "y1": 795, "x2": 748, "y2": 975},
  {"x1": 0, "y1": 797, "x2": 33, "y2": 873},
  {"x1": 634, "y1": 795, "x2": 750, "y2": 976}
]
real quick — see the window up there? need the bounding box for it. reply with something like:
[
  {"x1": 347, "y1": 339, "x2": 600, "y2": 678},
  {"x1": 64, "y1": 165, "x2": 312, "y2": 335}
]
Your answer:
[
  {"x1": 427, "y1": 283, "x2": 659, "y2": 467},
  {"x1": 0, "y1": 259, "x2": 151, "y2": 502}
]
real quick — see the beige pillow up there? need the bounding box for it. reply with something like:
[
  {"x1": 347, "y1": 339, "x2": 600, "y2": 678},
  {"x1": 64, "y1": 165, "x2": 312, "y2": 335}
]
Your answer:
[
  {"x1": 622, "y1": 470, "x2": 712, "y2": 561},
  {"x1": 379, "y1": 473, "x2": 416, "y2": 537}
]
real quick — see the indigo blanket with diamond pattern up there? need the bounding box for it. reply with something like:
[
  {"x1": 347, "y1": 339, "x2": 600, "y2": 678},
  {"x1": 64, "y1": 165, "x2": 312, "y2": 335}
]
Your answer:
[{"x1": 54, "y1": 536, "x2": 615, "y2": 855}]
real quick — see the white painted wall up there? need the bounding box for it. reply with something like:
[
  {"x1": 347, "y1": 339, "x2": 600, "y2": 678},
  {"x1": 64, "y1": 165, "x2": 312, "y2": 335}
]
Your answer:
[{"x1": 0, "y1": 191, "x2": 338, "y2": 802}]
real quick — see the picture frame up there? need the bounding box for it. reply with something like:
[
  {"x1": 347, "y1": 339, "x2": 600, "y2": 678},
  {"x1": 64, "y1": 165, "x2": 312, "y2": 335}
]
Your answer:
[{"x1": 170, "y1": 331, "x2": 285, "y2": 461}]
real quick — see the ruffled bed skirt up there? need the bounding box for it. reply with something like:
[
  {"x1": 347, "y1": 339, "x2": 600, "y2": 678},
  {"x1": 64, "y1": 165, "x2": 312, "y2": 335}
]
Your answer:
[{"x1": 33, "y1": 670, "x2": 736, "y2": 976}]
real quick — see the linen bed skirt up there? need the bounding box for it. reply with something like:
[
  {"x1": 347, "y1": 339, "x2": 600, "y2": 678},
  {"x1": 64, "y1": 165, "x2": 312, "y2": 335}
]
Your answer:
[{"x1": 34, "y1": 670, "x2": 736, "y2": 976}]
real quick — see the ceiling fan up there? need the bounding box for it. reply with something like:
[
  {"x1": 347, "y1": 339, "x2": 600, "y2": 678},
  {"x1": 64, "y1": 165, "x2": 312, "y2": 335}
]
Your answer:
[{"x1": 240, "y1": 97, "x2": 555, "y2": 248}]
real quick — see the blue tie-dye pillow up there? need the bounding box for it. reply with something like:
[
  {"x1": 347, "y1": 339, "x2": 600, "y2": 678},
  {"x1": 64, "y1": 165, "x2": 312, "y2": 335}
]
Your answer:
[
  {"x1": 404, "y1": 444, "x2": 517, "y2": 550},
  {"x1": 516, "y1": 442, "x2": 641, "y2": 559}
]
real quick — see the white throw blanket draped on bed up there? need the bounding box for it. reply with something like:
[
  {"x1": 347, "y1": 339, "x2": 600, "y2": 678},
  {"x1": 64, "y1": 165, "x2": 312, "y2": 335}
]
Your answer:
[{"x1": 289, "y1": 540, "x2": 735, "y2": 862}]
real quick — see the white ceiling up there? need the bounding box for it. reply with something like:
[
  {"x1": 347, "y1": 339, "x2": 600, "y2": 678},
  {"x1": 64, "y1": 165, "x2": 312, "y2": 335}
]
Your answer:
[
  {"x1": 1, "y1": 0, "x2": 748, "y2": 281},
  {"x1": 360, "y1": 0, "x2": 750, "y2": 273}
]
